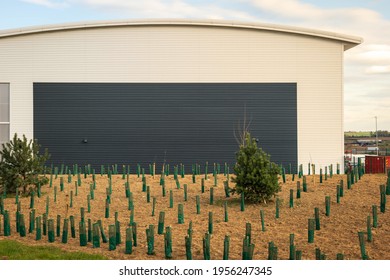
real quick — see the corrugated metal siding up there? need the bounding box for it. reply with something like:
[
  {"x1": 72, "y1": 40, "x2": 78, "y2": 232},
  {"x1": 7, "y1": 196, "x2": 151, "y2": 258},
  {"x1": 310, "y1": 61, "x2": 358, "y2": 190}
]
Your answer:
[
  {"x1": 0, "y1": 24, "x2": 344, "y2": 173},
  {"x1": 34, "y1": 83, "x2": 297, "y2": 171}
]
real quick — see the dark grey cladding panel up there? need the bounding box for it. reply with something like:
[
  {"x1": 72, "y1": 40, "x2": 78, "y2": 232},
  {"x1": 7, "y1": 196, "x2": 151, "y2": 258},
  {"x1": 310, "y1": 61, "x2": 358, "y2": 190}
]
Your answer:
[{"x1": 33, "y1": 83, "x2": 297, "y2": 172}]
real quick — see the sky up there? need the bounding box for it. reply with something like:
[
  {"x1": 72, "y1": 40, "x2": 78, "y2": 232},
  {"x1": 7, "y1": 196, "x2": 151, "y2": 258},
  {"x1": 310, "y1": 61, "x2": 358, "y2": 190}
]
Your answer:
[{"x1": 1, "y1": 0, "x2": 389, "y2": 132}]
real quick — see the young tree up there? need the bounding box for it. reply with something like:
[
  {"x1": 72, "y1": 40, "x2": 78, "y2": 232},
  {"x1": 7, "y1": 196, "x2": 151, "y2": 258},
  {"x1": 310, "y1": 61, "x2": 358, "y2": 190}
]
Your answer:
[
  {"x1": 231, "y1": 132, "x2": 280, "y2": 203},
  {"x1": 0, "y1": 134, "x2": 50, "y2": 194}
]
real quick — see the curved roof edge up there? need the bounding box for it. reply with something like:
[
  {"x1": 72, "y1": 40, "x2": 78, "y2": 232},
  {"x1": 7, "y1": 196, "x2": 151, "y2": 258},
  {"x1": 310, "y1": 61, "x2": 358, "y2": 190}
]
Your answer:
[{"x1": 0, "y1": 18, "x2": 363, "y2": 50}]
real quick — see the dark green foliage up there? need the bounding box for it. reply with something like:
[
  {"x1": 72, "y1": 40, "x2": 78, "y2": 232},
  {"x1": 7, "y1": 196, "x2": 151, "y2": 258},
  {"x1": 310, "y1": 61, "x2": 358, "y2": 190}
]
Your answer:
[
  {"x1": 231, "y1": 133, "x2": 280, "y2": 203},
  {"x1": 0, "y1": 134, "x2": 50, "y2": 194}
]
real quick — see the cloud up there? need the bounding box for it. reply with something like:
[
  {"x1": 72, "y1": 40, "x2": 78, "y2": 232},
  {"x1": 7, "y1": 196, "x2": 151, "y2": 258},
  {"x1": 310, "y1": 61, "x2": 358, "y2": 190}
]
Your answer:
[
  {"x1": 79, "y1": 0, "x2": 256, "y2": 21},
  {"x1": 22, "y1": 0, "x2": 69, "y2": 8}
]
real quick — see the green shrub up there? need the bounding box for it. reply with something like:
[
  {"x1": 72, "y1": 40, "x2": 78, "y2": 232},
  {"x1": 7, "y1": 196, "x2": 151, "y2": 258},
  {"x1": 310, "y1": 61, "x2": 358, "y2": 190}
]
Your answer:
[
  {"x1": 0, "y1": 133, "x2": 50, "y2": 194},
  {"x1": 231, "y1": 132, "x2": 280, "y2": 203}
]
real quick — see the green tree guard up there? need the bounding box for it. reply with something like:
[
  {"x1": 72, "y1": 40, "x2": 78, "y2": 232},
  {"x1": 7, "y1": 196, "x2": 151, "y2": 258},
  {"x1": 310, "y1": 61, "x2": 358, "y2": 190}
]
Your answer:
[
  {"x1": 16, "y1": 210, "x2": 20, "y2": 233},
  {"x1": 210, "y1": 187, "x2": 214, "y2": 205},
  {"x1": 196, "y1": 195, "x2": 200, "y2": 214},
  {"x1": 358, "y1": 232, "x2": 368, "y2": 260},
  {"x1": 164, "y1": 226, "x2": 173, "y2": 259},
  {"x1": 79, "y1": 221, "x2": 87, "y2": 246},
  {"x1": 56, "y1": 214, "x2": 61, "y2": 237},
  {"x1": 275, "y1": 198, "x2": 280, "y2": 219},
  {"x1": 347, "y1": 173, "x2": 351, "y2": 189},
  {"x1": 296, "y1": 181, "x2": 301, "y2": 199},
  {"x1": 208, "y1": 212, "x2": 213, "y2": 234},
  {"x1": 201, "y1": 178, "x2": 205, "y2": 193},
  {"x1": 19, "y1": 214, "x2": 26, "y2": 237},
  {"x1": 224, "y1": 201, "x2": 229, "y2": 222},
  {"x1": 29, "y1": 209, "x2": 35, "y2": 233},
  {"x1": 289, "y1": 233, "x2": 295, "y2": 260},
  {"x1": 122, "y1": 165, "x2": 126, "y2": 180},
  {"x1": 372, "y1": 205, "x2": 378, "y2": 228},
  {"x1": 242, "y1": 236, "x2": 251, "y2": 260},
  {"x1": 268, "y1": 242, "x2": 278, "y2": 260},
  {"x1": 308, "y1": 163, "x2": 311, "y2": 175},
  {"x1": 337, "y1": 163, "x2": 340, "y2": 175},
  {"x1": 15, "y1": 191, "x2": 19, "y2": 205},
  {"x1": 192, "y1": 173, "x2": 196, "y2": 184},
  {"x1": 325, "y1": 166, "x2": 328, "y2": 180},
  {"x1": 162, "y1": 182, "x2": 166, "y2": 197},
  {"x1": 125, "y1": 227, "x2": 133, "y2": 254},
  {"x1": 80, "y1": 207, "x2": 85, "y2": 223},
  {"x1": 87, "y1": 194, "x2": 91, "y2": 213},
  {"x1": 70, "y1": 190, "x2": 73, "y2": 208},
  {"x1": 30, "y1": 191, "x2": 35, "y2": 209},
  {"x1": 37, "y1": 183, "x2": 41, "y2": 198},
  {"x1": 203, "y1": 232, "x2": 211, "y2": 260},
  {"x1": 184, "y1": 184, "x2": 188, "y2": 201},
  {"x1": 240, "y1": 192, "x2": 245, "y2": 211},
  {"x1": 129, "y1": 209, "x2": 134, "y2": 226},
  {"x1": 224, "y1": 180, "x2": 230, "y2": 198},
  {"x1": 42, "y1": 213, "x2": 47, "y2": 236},
  {"x1": 319, "y1": 168, "x2": 323, "y2": 183},
  {"x1": 185, "y1": 235, "x2": 192, "y2": 260},
  {"x1": 169, "y1": 190, "x2": 174, "y2": 208},
  {"x1": 142, "y1": 177, "x2": 147, "y2": 192},
  {"x1": 128, "y1": 192, "x2": 134, "y2": 210},
  {"x1": 92, "y1": 223, "x2": 100, "y2": 248},
  {"x1": 68, "y1": 171, "x2": 72, "y2": 183},
  {"x1": 152, "y1": 197, "x2": 156, "y2": 217},
  {"x1": 48, "y1": 218, "x2": 55, "y2": 242},
  {"x1": 3, "y1": 210, "x2": 10, "y2": 236},
  {"x1": 146, "y1": 224, "x2": 155, "y2": 255},
  {"x1": 88, "y1": 218, "x2": 92, "y2": 242},
  {"x1": 282, "y1": 168, "x2": 286, "y2": 183},
  {"x1": 303, "y1": 176, "x2": 307, "y2": 192},
  {"x1": 125, "y1": 182, "x2": 130, "y2": 198},
  {"x1": 205, "y1": 162, "x2": 208, "y2": 180},
  {"x1": 131, "y1": 222, "x2": 137, "y2": 247},
  {"x1": 158, "y1": 211, "x2": 165, "y2": 234},
  {"x1": 308, "y1": 218, "x2": 315, "y2": 243},
  {"x1": 336, "y1": 253, "x2": 344, "y2": 260},
  {"x1": 325, "y1": 196, "x2": 331, "y2": 216},
  {"x1": 315, "y1": 207, "x2": 320, "y2": 230},
  {"x1": 49, "y1": 172, "x2": 53, "y2": 188},
  {"x1": 214, "y1": 173, "x2": 217, "y2": 187},
  {"x1": 178, "y1": 204, "x2": 184, "y2": 224},
  {"x1": 90, "y1": 184, "x2": 95, "y2": 200},
  {"x1": 105, "y1": 199, "x2": 110, "y2": 218},
  {"x1": 380, "y1": 192, "x2": 386, "y2": 213},
  {"x1": 116, "y1": 221, "x2": 121, "y2": 245},
  {"x1": 181, "y1": 164, "x2": 185, "y2": 178},
  {"x1": 77, "y1": 172, "x2": 81, "y2": 187},
  {"x1": 60, "y1": 177, "x2": 64, "y2": 191},
  {"x1": 289, "y1": 189, "x2": 294, "y2": 208},
  {"x1": 108, "y1": 224, "x2": 117, "y2": 251},
  {"x1": 223, "y1": 235, "x2": 230, "y2": 260},
  {"x1": 260, "y1": 210, "x2": 266, "y2": 232},
  {"x1": 315, "y1": 248, "x2": 322, "y2": 260},
  {"x1": 336, "y1": 185, "x2": 341, "y2": 204},
  {"x1": 75, "y1": 181, "x2": 79, "y2": 196},
  {"x1": 46, "y1": 196, "x2": 49, "y2": 216},
  {"x1": 312, "y1": 164, "x2": 316, "y2": 175},
  {"x1": 295, "y1": 250, "x2": 302, "y2": 260},
  {"x1": 53, "y1": 186, "x2": 57, "y2": 203},
  {"x1": 146, "y1": 185, "x2": 150, "y2": 203},
  {"x1": 245, "y1": 222, "x2": 252, "y2": 244},
  {"x1": 35, "y1": 216, "x2": 42, "y2": 241},
  {"x1": 70, "y1": 215, "x2": 76, "y2": 238},
  {"x1": 367, "y1": 216, "x2": 372, "y2": 242}
]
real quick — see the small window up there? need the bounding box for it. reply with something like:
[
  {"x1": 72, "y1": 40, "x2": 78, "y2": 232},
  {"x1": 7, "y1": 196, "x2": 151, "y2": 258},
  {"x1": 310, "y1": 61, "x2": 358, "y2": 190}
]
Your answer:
[{"x1": 0, "y1": 83, "x2": 10, "y2": 147}]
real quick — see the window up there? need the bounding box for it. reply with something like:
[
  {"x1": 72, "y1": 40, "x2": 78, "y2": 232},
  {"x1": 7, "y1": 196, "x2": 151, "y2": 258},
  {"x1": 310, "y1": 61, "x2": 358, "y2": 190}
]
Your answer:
[{"x1": 0, "y1": 83, "x2": 10, "y2": 147}]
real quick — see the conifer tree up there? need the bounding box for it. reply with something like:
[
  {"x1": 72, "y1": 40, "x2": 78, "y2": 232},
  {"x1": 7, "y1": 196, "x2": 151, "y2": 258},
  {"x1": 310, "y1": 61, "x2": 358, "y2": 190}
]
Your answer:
[
  {"x1": 0, "y1": 134, "x2": 50, "y2": 194},
  {"x1": 231, "y1": 132, "x2": 280, "y2": 203}
]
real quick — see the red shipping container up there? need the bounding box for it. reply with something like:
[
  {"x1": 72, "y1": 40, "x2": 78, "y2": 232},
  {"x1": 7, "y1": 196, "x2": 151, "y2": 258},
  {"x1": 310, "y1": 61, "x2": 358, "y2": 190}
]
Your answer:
[
  {"x1": 365, "y1": 155, "x2": 386, "y2": 174},
  {"x1": 386, "y1": 156, "x2": 390, "y2": 173}
]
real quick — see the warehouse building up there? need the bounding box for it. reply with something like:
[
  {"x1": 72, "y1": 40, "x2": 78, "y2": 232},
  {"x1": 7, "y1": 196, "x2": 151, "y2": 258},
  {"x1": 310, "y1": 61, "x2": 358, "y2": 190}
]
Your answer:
[{"x1": 0, "y1": 19, "x2": 362, "y2": 173}]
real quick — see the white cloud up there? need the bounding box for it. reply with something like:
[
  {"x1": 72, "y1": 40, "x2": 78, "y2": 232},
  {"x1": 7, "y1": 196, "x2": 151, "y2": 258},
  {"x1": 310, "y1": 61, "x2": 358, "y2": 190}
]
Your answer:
[
  {"x1": 22, "y1": 0, "x2": 69, "y2": 8},
  {"x1": 365, "y1": 65, "x2": 390, "y2": 74}
]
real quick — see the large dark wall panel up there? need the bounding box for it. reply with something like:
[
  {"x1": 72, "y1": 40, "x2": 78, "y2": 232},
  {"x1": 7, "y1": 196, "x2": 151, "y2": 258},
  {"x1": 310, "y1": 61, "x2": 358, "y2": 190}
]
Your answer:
[{"x1": 34, "y1": 83, "x2": 297, "y2": 172}]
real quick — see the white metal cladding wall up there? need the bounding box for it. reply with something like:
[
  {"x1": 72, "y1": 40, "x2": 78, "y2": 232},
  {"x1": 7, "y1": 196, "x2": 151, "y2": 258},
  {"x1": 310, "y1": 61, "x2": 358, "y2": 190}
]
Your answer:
[{"x1": 0, "y1": 24, "x2": 345, "y2": 173}]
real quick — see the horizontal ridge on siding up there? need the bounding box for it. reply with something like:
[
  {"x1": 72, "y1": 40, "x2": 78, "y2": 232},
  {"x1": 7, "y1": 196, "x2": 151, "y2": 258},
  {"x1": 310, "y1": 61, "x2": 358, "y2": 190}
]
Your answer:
[{"x1": 34, "y1": 83, "x2": 297, "y2": 171}]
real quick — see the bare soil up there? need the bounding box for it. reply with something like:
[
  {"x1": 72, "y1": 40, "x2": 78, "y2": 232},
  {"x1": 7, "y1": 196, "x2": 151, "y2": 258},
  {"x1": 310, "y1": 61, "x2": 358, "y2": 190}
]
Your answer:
[{"x1": 1, "y1": 172, "x2": 389, "y2": 260}]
